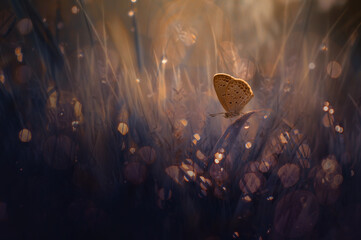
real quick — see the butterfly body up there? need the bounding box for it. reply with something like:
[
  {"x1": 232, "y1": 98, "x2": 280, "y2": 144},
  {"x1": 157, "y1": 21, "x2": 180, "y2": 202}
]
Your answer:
[{"x1": 213, "y1": 73, "x2": 254, "y2": 117}]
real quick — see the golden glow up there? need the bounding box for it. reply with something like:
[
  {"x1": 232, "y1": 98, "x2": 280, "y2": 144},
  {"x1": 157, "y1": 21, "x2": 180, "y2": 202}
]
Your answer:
[
  {"x1": 279, "y1": 132, "x2": 288, "y2": 144},
  {"x1": 186, "y1": 170, "x2": 195, "y2": 178},
  {"x1": 17, "y1": 54, "x2": 23, "y2": 63},
  {"x1": 242, "y1": 195, "x2": 252, "y2": 202},
  {"x1": 245, "y1": 142, "x2": 252, "y2": 149},
  {"x1": 129, "y1": 147, "x2": 136, "y2": 154},
  {"x1": 335, "y1": 125, "x2": 343, "y2": 133},
  {"x1": 19, "y1": 129, "x2": 32, "y2": 142},
  {"x1": 214, "y1": 152, "x2": 223, "y2": 161},
  {"x1": 180, "y1": 119, "x2": 188, "y2": 127},
  {"x1": 193, "y1": 133, "x2": 201, "y2": 141},
  {"x1": 128, "y1": 10, "x2": 135, "y2": 17},
  {"x1": 267, "y1": 196, "x2": 274, "y2": 201},
  {"x1": 321, "y1": 155, "x2": 338, "y2": 173},
  {"x1": 117, "y1": 122, "x2": 129, "y2": 135},
  {"x1": 0, "y1": 71, "x2": 4, "y2": 84},
  {"x1": 71, "y1": 5, "x2": 80, "y2": 14},
  {"x1": 259, "y1": 161, "x2": 270, "y2": 173},
  {"x1": 161, "y1": 56, "x2": 168, "y2": 64}
]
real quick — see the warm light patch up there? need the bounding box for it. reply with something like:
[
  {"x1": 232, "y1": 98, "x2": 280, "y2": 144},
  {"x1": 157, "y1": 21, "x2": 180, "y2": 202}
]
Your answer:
[
  {"x1": 0, "y1": 71, "x2": 4, "y2": 84},
  {"x1": 71, "y1": 5, "x2": 80, "y2": 14},
  {"x1": 308, "y1": 62, "x2": 315, "y2": 70},
  {"x1": 321, "y1": 155, "x2": 338, "y2": 173},
  {"x1": 19, "y1": 129, "x2": 32, "y2": 142},
  {"x1": 279, "y1": 132, "x2": 289, "y2": 144},
  {"x1": 129, "y1": 147, "x2": 136, "y2": 154},
  {"x1": 180, "y1": 119, "x2": 188, "y2": 126},
  {"x1": 335, "y1": 125, "x2": 343, "y2": 133},
  {"x1": 193, "y1": 133, "x2": 201, "y2": 141},
  {"x1": 117, "y1": 122, "x2": 129, "y2": 135},
  {"x1": 214, "y1": 152, "x2": 223, "y2": 161},
  {"x1": 277, "y1": 163, "x2": 300, "y2": 188},
  {"x1": 327, "y1": 61, "x2": 342, "y2": 78},
  {"x1": 322, "y1": 113, "x2": 334, "y2": 128},
  {"x1": 196, "y1": 150, "x2": 205, "y2": 160},
  {"x1": 161, "y1": 56, "x2": 168, "y2": 64}
]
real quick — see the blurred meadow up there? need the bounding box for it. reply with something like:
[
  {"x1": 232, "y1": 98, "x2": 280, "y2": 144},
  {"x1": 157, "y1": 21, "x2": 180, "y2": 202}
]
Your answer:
[{"x1": 1, "y1": 0, "x2": 361, "y2": 239}]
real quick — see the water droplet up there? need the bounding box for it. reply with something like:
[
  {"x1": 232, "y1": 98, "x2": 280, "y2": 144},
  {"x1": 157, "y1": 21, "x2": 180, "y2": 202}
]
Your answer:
[
  {"x1": 214, "y1": 152, "x2": 223, "y2": 161},
  {"x1": 161, "y1": 56, "x2": 168, "y2": 64},
  {"x1": 245, "y1": 142, "x2": 252, "y2": 149},
  {"x1": 335, "y1": 125, "x2": 343, "y2": 133},
  {"x1": 128, "y1": 10, "x2": 134, "y2": 17},
  {"x1": 308, "y1": 62, "x2": 316, "y2": 70}
]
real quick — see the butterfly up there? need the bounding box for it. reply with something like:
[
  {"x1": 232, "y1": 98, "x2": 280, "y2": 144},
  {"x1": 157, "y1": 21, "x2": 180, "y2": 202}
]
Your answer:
[{"x1": 212, "y1": 73, "x2": 254, "y2": 118}]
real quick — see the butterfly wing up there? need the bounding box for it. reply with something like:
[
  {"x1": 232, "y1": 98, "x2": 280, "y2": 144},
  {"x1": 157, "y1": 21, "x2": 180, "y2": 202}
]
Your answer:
[
  {"x1": 213, "y1": 73, "x2": 232, "y2": 112},
  {"x1": 225, "y1": 78, "x2": 254, "y2": 114}
]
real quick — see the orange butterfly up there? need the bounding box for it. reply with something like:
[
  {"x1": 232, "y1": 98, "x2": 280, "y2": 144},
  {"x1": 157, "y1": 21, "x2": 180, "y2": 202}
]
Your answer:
[{"x1": 212, "y1": 73, "x2": 254, "y2": 118}]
